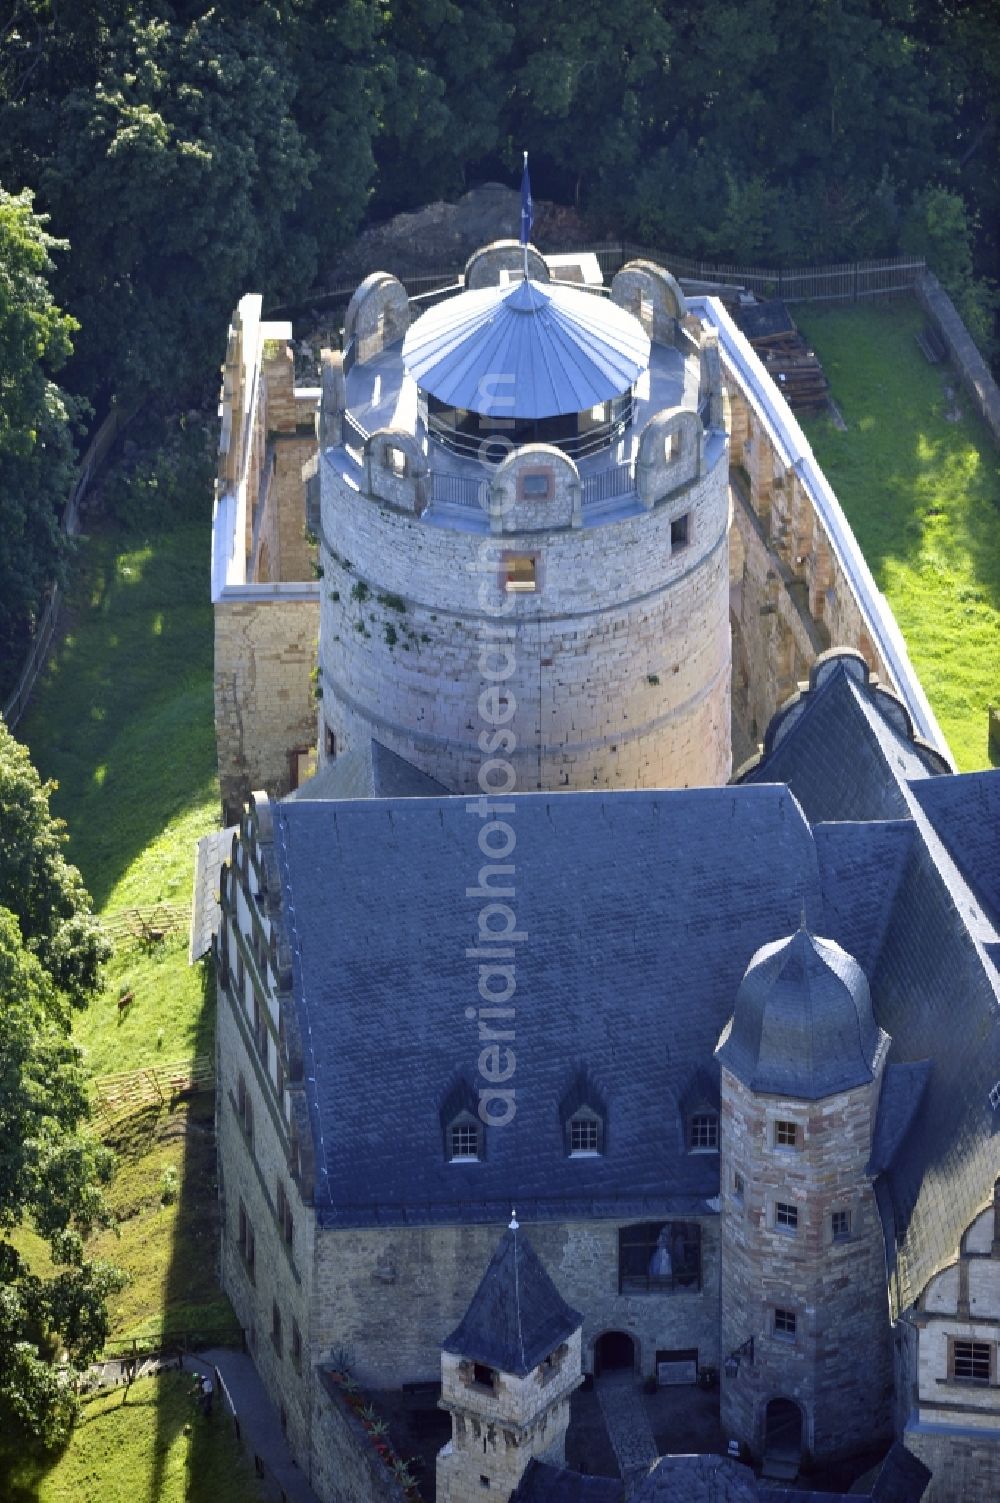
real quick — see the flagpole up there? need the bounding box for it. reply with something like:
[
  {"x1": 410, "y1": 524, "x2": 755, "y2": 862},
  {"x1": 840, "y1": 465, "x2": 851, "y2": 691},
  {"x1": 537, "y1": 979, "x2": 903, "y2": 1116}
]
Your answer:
[{"x1": 522, "y1": 151, "x2": 529, "y2": 282}]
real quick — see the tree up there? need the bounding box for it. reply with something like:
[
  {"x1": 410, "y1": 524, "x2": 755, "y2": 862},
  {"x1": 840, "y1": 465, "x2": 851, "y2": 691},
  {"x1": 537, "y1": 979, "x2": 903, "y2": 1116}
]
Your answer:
[
  {"x1": 0, "y1": 725, "x2": 118, "y2": 1447},
  {"x1": 0, "y1": 185, "x2": 79, "y2": 683},
  {"x1": 0, "y1": 719, "x2": 109, "y2": 1012},
  {"x1": 0, "y1": 906, "x2": 120, "y2": 1448}
]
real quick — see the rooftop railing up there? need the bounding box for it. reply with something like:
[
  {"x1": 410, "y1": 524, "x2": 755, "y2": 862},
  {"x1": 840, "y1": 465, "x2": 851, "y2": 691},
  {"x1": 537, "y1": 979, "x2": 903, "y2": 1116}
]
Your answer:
[{"x1": 429, "y1": 472, "x2": 489, "y2": 510}]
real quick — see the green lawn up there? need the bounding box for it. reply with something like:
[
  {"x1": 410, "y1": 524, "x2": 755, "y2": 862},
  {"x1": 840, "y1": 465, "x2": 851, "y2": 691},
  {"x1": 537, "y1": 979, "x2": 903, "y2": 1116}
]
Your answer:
[
  {"x1": 0, "y1": 1374, "x2": 264, "y2": 1503},
  {"x1": 796, "y1": 300, "x2": 1000, "y2": 772},
  {"x1": 18, "y1": 516, "x2": 221, "y2": 1073}
]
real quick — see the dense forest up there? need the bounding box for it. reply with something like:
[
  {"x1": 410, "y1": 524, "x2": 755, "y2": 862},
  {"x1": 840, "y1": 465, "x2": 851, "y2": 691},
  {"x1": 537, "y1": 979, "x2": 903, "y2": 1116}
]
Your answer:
[{"x1": 0, "y1": 0, "x2": 997, "y2": 674}]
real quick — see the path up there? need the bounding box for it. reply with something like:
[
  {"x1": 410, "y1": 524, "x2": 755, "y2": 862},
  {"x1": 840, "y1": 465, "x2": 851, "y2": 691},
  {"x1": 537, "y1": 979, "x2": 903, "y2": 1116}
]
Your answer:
[
  {"x1": 596, "y1": 1371, "x2": 658, "y2": 1482},
  {"x1": 188, "y1": 1348, "x2": 319, "y2": 1503}
]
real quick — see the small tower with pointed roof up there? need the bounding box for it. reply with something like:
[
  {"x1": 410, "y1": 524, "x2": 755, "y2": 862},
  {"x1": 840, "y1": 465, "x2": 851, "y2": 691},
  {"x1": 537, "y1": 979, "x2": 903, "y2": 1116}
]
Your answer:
[
  {"x1": 716, "y1": 924, "x2": 895, "y2": 1466},
  {"x1": 436, "y1": 1215, "x2": 584, "y2": 1502}
]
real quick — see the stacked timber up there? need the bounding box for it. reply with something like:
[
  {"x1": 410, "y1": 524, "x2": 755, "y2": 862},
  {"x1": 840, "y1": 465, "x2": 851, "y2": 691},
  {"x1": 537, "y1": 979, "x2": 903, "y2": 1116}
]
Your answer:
[{"x1": 738, "y1": 299, "x2": 829, "y2": 413}]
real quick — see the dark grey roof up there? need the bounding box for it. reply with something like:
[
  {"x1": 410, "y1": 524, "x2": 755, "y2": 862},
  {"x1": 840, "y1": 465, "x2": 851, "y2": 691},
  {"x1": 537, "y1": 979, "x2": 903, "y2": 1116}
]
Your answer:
[
  {"x1": 744, "y1": 653, "x2": 1000, "y2": 1310},
  {"x1": 908, "y1": 771, "x2": 1000, "y2": 924},
  {"x1": 812, "y1": 821, "x2": 914, "y2": 978},
  {"x1": 632, "y1": 1455, "x2": 757, "y2": 1502},
  {"x1": 442, "y1": 1222, "x2": 582, "y2": 1375},
  {"x1": 512, "y1": 1461, "x2": 621, "y2": 1503},
  {"x1": 868, "y1": 1061, "x2": 933, "y2": 1176},
  {"x1": 716, "y1": 928, "x2": 890, "y2": 1100},
  {"x1": 286, "y1": 739, "x2": 449, "y2": 802},
  {"x1": 868, "y1": 1442, "x2": 932, "y2": 1503},
  {"x1": 271, "y1": 785, "x2": 823, "y2": 1227},
  {"x1": 740, "y1": 657, "x2": 945, "y2": 822}
]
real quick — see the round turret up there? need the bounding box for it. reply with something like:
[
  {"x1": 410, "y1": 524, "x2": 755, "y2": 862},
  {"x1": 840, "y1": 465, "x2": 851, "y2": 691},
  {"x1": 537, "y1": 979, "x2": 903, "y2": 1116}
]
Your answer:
[{"x1": 315, "y1": 250, "x2": 732, "y2": 793}]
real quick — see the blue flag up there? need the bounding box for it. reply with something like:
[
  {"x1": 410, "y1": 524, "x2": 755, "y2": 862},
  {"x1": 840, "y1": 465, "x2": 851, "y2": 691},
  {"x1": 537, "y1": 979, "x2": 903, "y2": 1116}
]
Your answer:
[{"x1": 520, "y1": 151, "x2": 533, "y2": 246}]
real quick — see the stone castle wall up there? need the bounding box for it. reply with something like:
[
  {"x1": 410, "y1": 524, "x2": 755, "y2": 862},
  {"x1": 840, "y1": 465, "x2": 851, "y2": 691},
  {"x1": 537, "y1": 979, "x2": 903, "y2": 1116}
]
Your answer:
[
  {"x1": 719, "y1": 1066, "x2": 893, "y2": 1462},
  {"x1": 311, "y1": 1214, "x2": 721, "y2": 1390},
  {"x1": 727, "y1": 387, "x2": 886, "y2": 754},
  {"x1": 216, "y1": 910, "x2": 316, "y2": 1473},
  {"x1": 317, "y1": 434, "x2": 732, "y2": 793},
  {"x1": 903, "y1": 1426, "x2": 1000, "y2": 1503},
  {"x1": 214, "y1": 593, "x2": 318, "y2": 824},
  {"x1": 310, "y1": 1376, "x2": 411, "y2": 1503}
]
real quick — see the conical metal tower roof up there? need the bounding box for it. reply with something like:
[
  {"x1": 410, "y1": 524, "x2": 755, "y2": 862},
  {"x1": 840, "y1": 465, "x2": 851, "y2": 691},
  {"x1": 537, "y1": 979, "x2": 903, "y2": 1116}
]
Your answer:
[{"x1": 402, "y1": 278, "x2": 650, "y2": 420}]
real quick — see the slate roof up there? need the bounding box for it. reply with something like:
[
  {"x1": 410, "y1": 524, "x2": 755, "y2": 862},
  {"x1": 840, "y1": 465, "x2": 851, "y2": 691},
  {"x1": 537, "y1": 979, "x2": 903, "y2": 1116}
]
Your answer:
[
  {"x1": 868, "y1": 1061, "x2": 932, "y2": 1176},
  {"x1": 441, "y1": 1221, "x2": 582, "y2": 1375},
  {"x1": 401, "y1": 277, "x2": 650, "y2": 418},
  {"x1": 907, "y1": 771, "x2": 1000, "y2": 924},
  {"x1": 631, "y1": 1455, "x2": 758, "y2": 1502},
  {"x1": 742, "y1": 655, "x2": 1000, "y2": 1310},
  {"x1": 867, "y1": 1442, "x2": 932, "y2": 1503},
  {"x1": 267, "y1": 646, "x2": 998, "y2": 1315},
  {"x1": 716, "y1": 928, "x2": 890, "y2": 1100},
  {"x1": 512, "y1": 1461, "x2": 621, "y2": 1503},
  {"x1": 285, "y1": 739, "x2": 448, "y2": 802},
  {"x1": 741, "y1": 657, "x2": 944, "y2": 824},
  {"x1": 271, "y1": 785, "x2": 824, "y2": 1226}
]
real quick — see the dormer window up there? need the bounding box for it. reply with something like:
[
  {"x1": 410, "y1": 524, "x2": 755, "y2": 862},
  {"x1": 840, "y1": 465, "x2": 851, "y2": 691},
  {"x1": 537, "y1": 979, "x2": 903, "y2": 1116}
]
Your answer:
[
  {"x1": 441, "y1": 1077, "x2": 483, "y2": 1164},
  {"x1": 560, "y1": 1070, "x2": 606, "y2": 1158},
  {"x1": 449, "y1": 1117, "x2": 482, "y2": 1162},
  {"x1": 569, "y1": 1113, "x2": 602, "y2": 1156},
  {"x1": 678, "y1": 1067, "x2": 720, "y2": 1156},
  {"x1": 689, "y1": 1112, "x2": 718, "y2": 1151}
]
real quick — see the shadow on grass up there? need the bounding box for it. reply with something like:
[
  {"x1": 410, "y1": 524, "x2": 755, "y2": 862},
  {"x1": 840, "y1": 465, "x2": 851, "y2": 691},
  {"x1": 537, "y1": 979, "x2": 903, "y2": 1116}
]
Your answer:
[
  {"x1": 797, "y1": 301, "x2": 1000, "y2": 611},
  {"x1": 151, "y1": 960, "x2": 244, "y2": 1503},
  {"x1": 18, "y1": 519, "x2": 218, "y2": 912}
]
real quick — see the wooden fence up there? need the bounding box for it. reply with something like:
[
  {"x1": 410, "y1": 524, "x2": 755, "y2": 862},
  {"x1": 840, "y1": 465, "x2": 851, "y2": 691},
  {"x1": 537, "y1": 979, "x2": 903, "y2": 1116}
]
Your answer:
[
  {"x1": 2, "y1": 401, "x2": 138, "y2": 731},
  {"x1": 268, "y1": 247, "x2": 927, "y2": 328},
  {"x1": 102, "y1": 900, "x2": 190, "y2": 946},
  {"x1": 588, "y1": 242, "x2": 926, "y2": 302},
  {"x1": 90, "y1": 1052, "x2": 214, "y2": 1130}
]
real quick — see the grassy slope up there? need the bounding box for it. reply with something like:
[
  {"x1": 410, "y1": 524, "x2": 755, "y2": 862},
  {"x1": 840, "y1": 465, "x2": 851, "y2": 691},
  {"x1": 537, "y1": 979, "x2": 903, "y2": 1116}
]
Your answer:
[
  {"x1": 19, "y1": 520, "x2": 220, "y2": 1073},
  {"x1": 0, "y1": 1374, "x2": 264, "y2": 1503},
  {"x1": 6, "y1": 486, "x2": 242, "y2": 1503},
  {"x1": 796, "y1": 301, "x2": 1000, "y2": 771}
]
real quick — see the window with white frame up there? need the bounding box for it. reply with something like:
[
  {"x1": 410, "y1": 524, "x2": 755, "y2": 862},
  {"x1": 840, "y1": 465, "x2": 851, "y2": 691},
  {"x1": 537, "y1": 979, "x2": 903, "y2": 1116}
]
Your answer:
[
  {"x1": 689, "y1": 1113, "x2": 718, "y2": 1151},
  {"x1": 449, "y1": 1121, "x2": 481, "y2": 1161},
  {"x1": 569, "y1": 1115, "x2": 601, "y2": 1155}
]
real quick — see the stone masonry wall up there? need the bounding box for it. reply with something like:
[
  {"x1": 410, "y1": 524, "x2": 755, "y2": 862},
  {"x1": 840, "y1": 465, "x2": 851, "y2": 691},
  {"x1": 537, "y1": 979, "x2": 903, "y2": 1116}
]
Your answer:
[
  {"x1": 318, "y1": 434, "x2": 731, "y2": 792},
  {"x1": 727, "y1": 387, "x2": 889, "y2": 759},
  {"x1": 311, "y1": 1215, "x2": 720, "y2": 1390},
  {"x1": 916, "y1": 271, "x2": 1000, "y2": 446},
  {"x1": 903, "y1": 1427, "x2": 1000, "y2": 1503},
  {"x1": 216, "y1": 916, "x2": 316, "y2": 1475},
  {"x1": 215, "y1": 596, "x2": 319, "y2": 821},
  {"x1": 310, "y1": 1375, "x2": 410, "y2": 1503},
  {"x1": 719, "y1": 1067, "x2": 893, "y2": 1462},
  {"x1": 437, "y1": 1333, "x2": 582, "y2": 1501}
]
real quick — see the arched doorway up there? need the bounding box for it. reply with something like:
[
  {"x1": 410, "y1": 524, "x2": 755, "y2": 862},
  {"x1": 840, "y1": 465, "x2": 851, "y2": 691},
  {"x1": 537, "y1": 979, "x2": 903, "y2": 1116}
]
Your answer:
[
  {"x1": 594, "y1": 1330, "x2": 636, "y2": 1376},
  {"x1": 763, "y1": 1397, "x2": 803, "y2": 1480}
]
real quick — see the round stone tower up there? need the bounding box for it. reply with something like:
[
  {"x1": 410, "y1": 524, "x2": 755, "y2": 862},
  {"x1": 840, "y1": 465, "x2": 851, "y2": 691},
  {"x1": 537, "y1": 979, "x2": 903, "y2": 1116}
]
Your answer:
[
  {"x1": 314, "y1": 247, "x2": 731, "y2": 792},
  {"x1": 715, "y1": 925, "x2": 894, "y2": 1467}
]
